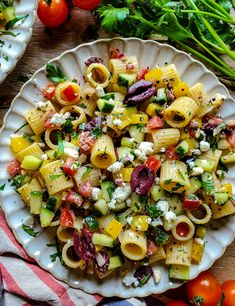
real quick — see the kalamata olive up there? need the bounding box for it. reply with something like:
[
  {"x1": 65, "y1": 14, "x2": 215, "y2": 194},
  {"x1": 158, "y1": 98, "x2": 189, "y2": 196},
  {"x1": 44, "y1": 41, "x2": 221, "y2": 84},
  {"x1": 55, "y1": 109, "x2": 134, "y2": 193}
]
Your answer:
[
  {"x1": 130, "y1": 165, "x2": 155, "y2": 195},
  {"x1": 85, "y1": 57, "x2": 103, "y2": 66},
  {"x1": 95, "y1": 252, "x2": 110, "y2": 276},
  {"x1": 73, "y1": 227, "x2": 95, "y2": 261},
  {"x1": 123, "y1": 80, "x2": 156, "y2": 106},
  {"x1": 134, "y1": 266, "x2": 153, "y2": 287}
]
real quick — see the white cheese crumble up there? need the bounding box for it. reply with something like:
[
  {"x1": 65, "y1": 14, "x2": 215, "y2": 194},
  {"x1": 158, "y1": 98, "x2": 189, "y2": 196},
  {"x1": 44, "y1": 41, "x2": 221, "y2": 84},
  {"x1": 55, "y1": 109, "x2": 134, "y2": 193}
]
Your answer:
[
  {"x1": 134, "y1": 149, "x2": 147, "y2": 161},
  {"x1": 41, "y1": 153, "x2": 48, "y2": 160},
  {"x1": 192, "y1": 149, "x2": 201, "y2": 155},
  {"x1": 160, "y1": 147, "x2": 166, "y2": 153},
  {"x1": 96, "y1": 86, "x2": 105, "y2": 97},
  {"x1": 107, "y1": 161, "x2": 123, "y2": 173},
  {"x1": 139, "y1": 142, "x2": 154, "y2": 155},
  {"x1": 92, "y1": 187, "x2": 101, "y2": 201},
  {"x1": 150, "y1": 218, "x2": 163, "y2": 227},
  {"x1": 36, "y1": 101, "x2": 47, "y2": 109},
  {"x1": 164, "y1": 211, "x2": 177, "y2": 223},
  {"x1": 126, "y1": 216, "x2": 133, "y2": 225},
  {"x1": 191, "y1": 166, "x2": 204, "y2": 176},
  {"x1": 155, "y1": 177, "x2": 160, "y2": 185},
  {"x1": 120, "y1": 153, "x2": 135, "y2": 164},
  {"x1": 126, "y1": 198, "x2": 132, "y2": 206},
  {"x1": 195, "y1": 238, "x2": 204, "y2": 246},
  {"x1": 123, "y1": 272, "x2": 138, "y2": 287},
  {"x1": 50, "y1": 112, "x2": 71, "y2": 126},
  {"x1": 200, "y1": 140, "x2": 210, "y2": 152},
  {"x1": 64, "y1": 147, "x2": 79, "y2": 159},
  {"x1": 108, "y1": 198, "x2": 116, "y2": 210},
  {"x1": 153, "y1": 269, "x2": 161, "y2": 284},
  {"x1": 189, "y1": 161, "x2": 195, "y2": 169},
  {"x1": 113, "y1": 185, "x2": 131, "y2": 203},
  {"x1": 156, "y1": 200, "x2": 169, "y2": 215},
  {"x1": 113, "y1": 119, "x2": 123, "y2": 126}
]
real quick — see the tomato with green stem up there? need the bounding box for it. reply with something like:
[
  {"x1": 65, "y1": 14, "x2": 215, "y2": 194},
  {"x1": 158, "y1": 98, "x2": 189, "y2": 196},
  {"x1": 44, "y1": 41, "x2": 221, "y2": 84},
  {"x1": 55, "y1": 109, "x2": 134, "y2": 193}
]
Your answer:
[
  {"x1": 221, "y1": 280, "x2": 235, "y2": 306},
  {"x1": 37, "y1": 0, "x2": 69, "y2": 28},
  {"x1": 73, "y1": 0, "x2": 100, "y2": 10}
]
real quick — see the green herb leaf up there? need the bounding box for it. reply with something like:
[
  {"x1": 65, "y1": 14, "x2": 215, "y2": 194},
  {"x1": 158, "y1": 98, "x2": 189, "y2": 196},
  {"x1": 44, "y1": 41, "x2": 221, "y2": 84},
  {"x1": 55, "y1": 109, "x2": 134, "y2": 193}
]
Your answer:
[
  {"x1": 49, "y1": 174, "x2": 63, "y2": 181},
  {"x1": 89, "y1": 127, "x2": 103, "y2": 138},
  {"x1": 62, "y1": 119, "x2": 74, "y2": 134},
  {"x1": 22, "y1": 223, "x2": 39, "y2": 237},
  {"x1": 0, "y1": 183, "x2": 6, "y2": 191},
  {"x1": 46, "y1": 196, "x2": 57, "y2": 212},
  {"x1": 146, "y1": 203, "x2": 163, "y2": 218},
  {"x1": 85, "y1": 215, "x2": 99, "y2": 231},
  {"x1": 5, "y1": 14, "x2": 28, "y2": 30},
  {"x1": 10, "y1": 175, "x2": 26, "y2": 188},
  {"x1": 23, "y1": 133, "x2": 34, "y2": 143},
  {"x1": 46, "y1": 63, "x2": 67, "y2": 83},
  {"x1": 57, "y1": 132, "x2": 64, "y2": 157},
  {"x1": 164, "y1": 179, "x2": 172, "y2": 185},
  {"x1": 14, "y1": 122, "x2": 28, "y2": 134},
  {"x1": 82, "y1": 167, "x2": 91, "y2": 179}
]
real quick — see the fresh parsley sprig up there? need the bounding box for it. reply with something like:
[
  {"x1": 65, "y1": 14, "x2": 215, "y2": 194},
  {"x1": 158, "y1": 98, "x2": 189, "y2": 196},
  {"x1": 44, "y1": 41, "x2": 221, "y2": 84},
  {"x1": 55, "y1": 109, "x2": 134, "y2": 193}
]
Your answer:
[{"x1": 46, "y1": 63, "x2": 67, "y2": 83}]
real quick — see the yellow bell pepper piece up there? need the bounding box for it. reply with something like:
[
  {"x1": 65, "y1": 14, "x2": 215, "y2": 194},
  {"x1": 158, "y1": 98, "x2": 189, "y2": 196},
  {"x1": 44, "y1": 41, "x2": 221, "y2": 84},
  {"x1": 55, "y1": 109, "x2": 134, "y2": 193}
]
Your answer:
[
  {"x1": 146, "y1": 103, "x2": 163, "y2": 117},
  {"x1": 119, "y1": 168, "x2": 134, "y2": 182},
  {"x1": 131, "y1": 215, "x2": 150, "y2": 231},
  {"x1": 191, "y1": 239, "x2": 205, "y2": 264},
  {"x1": 10, "y1": 136, "x2": 31, "y2": 153},
  {"x1": 144, "y1": 68, "x2": 162, "y2": 82},
  {"x1": 173, "y1": 82, "x2": 191, "y2": 98},
  {"x1": 125, "y1": 106, "x2": 137, "y2": 116},
  {"x1": 180, "y1": 129, "x2": 190, "y2": 140},
  {"x1": 186, "y1": 138, "x2": 197, "y2": 151},
  {"x1": 112, "y1": 109, "x2": 131, "y2": 130},
  {"x1": 129, "y1": 114, "x2": 148, "y2": 124},
  {"x1": 221, "y1": 183, "x2": 232, "y2": 195},
  {"x1": 105, "y1": 219, "x2": 123, "y2": 239}
]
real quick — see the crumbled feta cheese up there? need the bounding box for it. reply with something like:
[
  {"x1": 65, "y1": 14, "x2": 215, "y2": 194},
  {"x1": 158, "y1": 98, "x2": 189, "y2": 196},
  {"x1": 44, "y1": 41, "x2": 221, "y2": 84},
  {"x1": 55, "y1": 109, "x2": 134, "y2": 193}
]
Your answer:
[
  {"x1": 164, "y1": 211, "x2": 177, "y2": 223},
  {"x1": 96, "y1": 86, "x2": 105, "y2": 97},
  {"x1": 130, "y1": 138, "x2": 135, "y2": 143},
  {"x1": 36, "y1": 101, "x2": 47, "y2": 109},
  {"x1": 150, "y1": 218, "x2": 163, "y2": 227},
  {"x1": 189, "y1": 161, "x2": 195, "y2": 169},
  {"x1": 113, "y1": 185, "x2": 131, "y2": 203},
  {"x1": 41, "y1": 153, "x2": 48, "y2": 160},
  {"x1": 139, "y1": 142, "x2": 154, "y2": 155},
  {"x1": 155, "y1": 177, "x2": 160, "y2": 184},
  {"x1": 153, "y1": 269, "x2": 161, "y2": 284},
  {"x1": 160, "y1": 147, "x2": 166, "y2": 153},
  {"x1": 195, "y1": 238, "x2": 204, "y2": 246},
  {"x1": 108, "y1": 198, "x2": 116, "y2": 210},
  {"x1": 192, "y1": 149, "x2": 201, "y2": 155},
  {"x1": 200, "y1": 140, "x2": 210, "y2": 152},
  {"x1": 63, "y1": 112, "x2": 71, "y2": 119},
  {"x1": 134, "y1": 149, "x2": 147, "y2": 161},
  {"x1": 64, "y1": 147, "x2": 79, "y2": 159},
  {"x1": 191, "y1": 166, "x2": 204, "y2": 176},
  {"x1": 113, "y1": 119, "x2": 123, "y2": 126},
  {"x1": 126, "y1": 216, "x2": 133, "y2": 225},
  {"x1": 126, "y1": 198, "x2": 132, "y2": 206},
  {"x1": 50, "y1": 113, "x2": 71, "y2": 126},
  {"x1": 120, "y1": 153, "x2": 135, "y2": 164},
  {"x1": 107, "y1": 161, "x2": 123, "y2": 173},
  {"x1": 156, "y1": 200, "x2": 169, "y2": 214},
  {"x1": 92, "y1": 187, "x2": 101, "y2": 201}
]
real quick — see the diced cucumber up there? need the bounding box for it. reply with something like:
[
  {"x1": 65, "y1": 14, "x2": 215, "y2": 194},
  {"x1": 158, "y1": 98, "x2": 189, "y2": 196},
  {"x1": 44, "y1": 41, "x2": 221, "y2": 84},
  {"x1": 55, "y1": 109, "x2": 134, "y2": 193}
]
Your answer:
[
  {"x1": 194, "y1": 159, "x2": 215, "y2": 172},
  {"x1": 94, "y1": 199, "x2": 109, "y2": 215},
  {"x1": 101, "y1": 181, "x2": 115, "y2": 202},
  {"x1": 175, "y1": 140, "x2": 189, "y2": 156},
  {"x1": 117, "y1": 147, "x2": 133, "y2": 160},
  {"x1": 201, "y1": 172, "x2": 214, "y2": 194},
  {"x1": 97, "y1": 98, "x2": 115, "y2": 113},
  {"x1": 118, "y1": 73, "x2": 136, "y2": 88},
  {"x1": 108, "y1": 256, "x2": 123, "y2": 270},
  {"x1": 195, "y1": 226, "x2": 206, "y2": 239},
  {"x1": 213, "y1": 192, "x2": 230, "y2": 205},
  {"x1": 3, "y1": 7, "x2": 16, "y2": 23},
  {"x1": 168, "y1": 265, "x2": 190, "y2": 281},
  {"x1": 166, "y1": 195, "x2": 184, "y2": 216},
  {"x1": 40, "y1": 207, "x2": 55, "y2": 227},
  {"x1": 30, "y1": 191, "x2": 42, "y2": 214},
  {"x1": 116, "y1": 208, "x2": 132, "y2": 225},
  {"x1": 129, "y1": 124, "x2": 145, "y2": 143},
  {"x1": 156, "y1": 88, "x2": 167, "y2": 104},
  {"x1": 130, "y1": 193, "x2": 143, "y2": 212},
  {"x1": 92, "y1": 233, "x2": 115, "y2": 248},
  {"x1": 121, "y1": 137, "x2": 134, "y2": 148},
  {"x1": 153, "y1": 228, "x2": 170, "y2": 245},
  {"x1": 101, "y1": 93, "x2": 115, "y2": 100},
  {"x1": 112, "y1": 201, "x2": 127, "y2": 211},
  {"x1": 85, "y1": 216, "x2": 99, "y2": 231},
  {"x1": 46, "y1": 196, "x2": 57, "y2": 212},
  {"x1": 151, "y1": 185, "x2": 165, "y2": 201},
  {"x1": 21, "y1": 155, "x2": 42, "y2": 170},
  {"x1": 186, "y1": 178, "x2": 202, "y2": 194},
  {"x1": 221, "y1": 152, "x2": 235, "y2": 164}
]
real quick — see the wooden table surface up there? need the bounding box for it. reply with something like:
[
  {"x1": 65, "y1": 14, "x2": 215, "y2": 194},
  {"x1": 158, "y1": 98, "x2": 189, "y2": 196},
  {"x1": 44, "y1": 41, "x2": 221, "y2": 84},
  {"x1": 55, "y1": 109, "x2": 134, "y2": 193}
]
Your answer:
[{"x1": 0, "y1": 10, "x2": 234, "y2": 291}]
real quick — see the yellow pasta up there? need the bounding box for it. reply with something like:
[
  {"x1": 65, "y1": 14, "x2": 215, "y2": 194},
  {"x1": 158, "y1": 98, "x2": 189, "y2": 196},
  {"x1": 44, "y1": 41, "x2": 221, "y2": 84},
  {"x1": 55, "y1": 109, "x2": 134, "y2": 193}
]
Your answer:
[
  {"x1": 189, "y1": 83, "x2": 214, "y2": 117},
  {"x1": 109, "y1": 56, "x2": 138, "y2": 83},
  {"x1": 44, "y1": 127, "x2": 61, "y2": 150},
  {"x1": 121, "y1": 229, "x2": 147, "y2": 260},
  {"x1": 24, "y1": 101, "x2": 55, "y2": 135},
  {"x1": 91, "y1": 135, "x2": 116, "y2": 169},
  {"x1": 165, "y1": 239, "x2": 192, "y2": 266},
  {"x1": 57, "y1": 226, "x2": 75, "y2": 242},
  {"x1": 171, "y1": 215, "x2": 195, "y2": 241},
  {"x1": 16, "y1": 142, "x2": 44, "y2": 162},
  {"x1": 60, "y1": 105, "x2": 87, "y2": 128},
  {"x1": 148, "y1": 246, "x2": 166, "y2": 264},
  {"x1": 186, "y1": 202, "x2": 212, "y2": 224},
  {"x1": 200, "y1": 149, "x2": 222, "y2": 171},
  {"x1": 86, "y1": 63, "x2": 111, "y2": 88},
  {"x1": 40, "y1": 160, "x2": 74, "y2": 195},
  {"x1": 160, "y1": 160, "x2": 190, "y2": 193},
  {"x1": 163, "y1": 97, "x2": 198, "y2": 128},
  {"x1": 62, "y1": 241, "x2": 85, "y2": 268},
  {"x1": 151, "y1": 128, "x2": 180, "y2": 153},
  {"x1": 55, "y1": 81, "x2": 81, "y2": 106},
  {"x1": 211, "y1": 200, "x2": 235, "y2": 219},
  {"x1": 158, "y1": 64, "x2": 181, "y2": 87},
  {"x1": 18, "y1": 178, "x2": 42, "y2": 205},
  {"x1": 80, "y1": 97, "x2": 97, "y2": 117},
  {"x1": 99, "y1": 214, "x2": 115, "y2": 231},
  {"x1": 74, "y1": 166, "x2": 101, "y2": 188}
]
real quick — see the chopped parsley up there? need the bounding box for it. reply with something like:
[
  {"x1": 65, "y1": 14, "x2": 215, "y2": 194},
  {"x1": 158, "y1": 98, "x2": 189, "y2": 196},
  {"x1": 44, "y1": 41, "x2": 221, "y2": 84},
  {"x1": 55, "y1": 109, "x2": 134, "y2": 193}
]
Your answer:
[
  {"x1": 177, "y1": 170, "x2": 185, "y2": 181},
  {"x1": 49, "y1": 174, "x2": 63, "y2": 181},
  {"x1": 79, "y1": 103, "x2": 87, "y2": 109},
  {"x1": 22, "y1": 223, "x2": 39, "y2": 237},
  {"x1": 145, "y1": 203, "x2": 163, "y2": 219},
  {"x1": 23, "y1": 133, "x2": 34, "y2": 143},
  {"x1": 82, "y1": 167, "x2": 91, "y2": 179},
  {"x1": 48, "y1": 237, "x2": 64, "y2": 264},
  {"x1": 90, "y1": 127, "x2": 102, "y2": 138},
  {"x1": 61, "y1": 119, "x2": 74, "y2": 134},
  {"x1": 5, "y1": 15, "x2": 28, "y2": 30},
  {"x1": 164, "y1": 179, "x2": 172, "y2": 185},
  {"x1": 10, "y1": 175, "x2": 26, "y2": 188},
  {"x1": 0, "y1": 183, "x2": 6, "y2": 191},
  {"x1": 46, "y1": 63, "x2": 67, "y2": 83},
  {"x1": 14, "y1": 122, "x2": 28, "y2": 134},
  {"x1": 172, "y1": 182, "x2": 185, "y2": 191},
  {"x1": 57, "y1": 132, "x2": 64, "y2": 157}
]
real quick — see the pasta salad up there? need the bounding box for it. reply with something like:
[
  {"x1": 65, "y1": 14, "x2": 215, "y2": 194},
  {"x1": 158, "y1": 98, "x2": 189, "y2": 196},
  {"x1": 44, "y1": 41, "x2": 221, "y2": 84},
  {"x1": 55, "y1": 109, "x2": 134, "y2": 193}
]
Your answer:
[{"x1": 6, "y1": 48, "x2": 235, "y2": 287}]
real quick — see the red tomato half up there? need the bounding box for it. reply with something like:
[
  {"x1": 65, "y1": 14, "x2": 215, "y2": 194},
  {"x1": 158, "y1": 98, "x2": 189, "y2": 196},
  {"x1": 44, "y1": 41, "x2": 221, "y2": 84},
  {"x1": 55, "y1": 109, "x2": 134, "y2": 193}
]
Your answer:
[
  {"x1": 137, "y1": 68, "x2": 149, "y2": 80},
  {"x1": 65, "y1": 191, "x2": 83, "y2": 207},
  {"x1": 221, "y1": 280, "x2": 235, "y2": 306},
  {"x1": 63, "y1": 157, "x2": 77, "y2": 176},
  {"x1": 37, "y1": 0, "x2": 69, "y2": 28},
  {"x1": 183, "y1": 194, "x2": 200, "y2": 210},
  {"x1": 166, "y1": 301, "x2": 189, "y2": 306},
  {"x1": 63, "y1": 85, "x2": 78, "y2": 102},
  {"x1": 147, "y1": 240, "x2": 158, "y2": 256},
  {"x1": 43, "y1": 84, "x2": 55, "y2": 100},
  {"x1": 60, "y1": 208, "x2": 74, "y2": 227},
  {"x1": 145, "y1": 156, "x2": 161, "y2": 172},
  {"x1": 7, "y1": 159, "x2": 21, "y2": 177},
  {"x1": 78, "y1": 181, "x2": 92, "y2": 198},
  {"x1": 165, "y1": 145, "x2": 180, "y2": 160},
  {"x1": 147, "y1": 116, "x2": 164, "y2": 130},
  {"x1": 73, "y1": 0, "x2": 100, "y2": 10},
  {"x1": 176, "y1": 222, "x2": 189, "y2": 238},
  {"x1": 43, "y1": 111, "x2": 57, "y2": 128}
]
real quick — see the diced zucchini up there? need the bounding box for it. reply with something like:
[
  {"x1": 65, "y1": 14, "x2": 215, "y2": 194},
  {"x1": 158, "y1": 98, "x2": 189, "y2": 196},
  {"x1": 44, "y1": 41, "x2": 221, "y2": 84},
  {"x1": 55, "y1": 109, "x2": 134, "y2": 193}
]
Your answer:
[
  {"x1": 117, "y1": 146, "x2": 133, "y2": 160},
  {"x1": 213, "y1": 192, "x2": 230, "y2": 205},
  {"x1": 101, "y1": 181, "x2": 115, "y2": 202},
  {"x1": 201, "y1": 172, "x2": 214, "y2": 194},
  {"x1": 112, "y1": 201, "x2": 127, "y2": 211},
  {"x1": 92, "y1": 233, "x2": 115, "y2": 248},
  {"x1": 30, "y1": 191, "x2": 42, "y2": 214},
  {"x1": 186, "y1": 177, "x2": 202, "y2": 194},
  {"x1": 121, "y1": 137, "x2": 134, "y2": 148},
  {"x1": 85, "y1": 216, "x2": 99, "y2": 231},
  {"x1": 156, "y1": 88, "x2": 167, "y2": 104},
  {"x1": 130, "y1": 193, "x2": 143, "y2": 212},
  {"x1": 118, "y1": 73, "x2": 136, "y2": 88},
  {"x1": 151, "y1": 185, "x2": 165, "y2": 201},
  {"x1": 153, "y1": 228, "x2": 170, "y2": 245},
  {"x1": 194, "y1": 159, "x2": 215, "y2": 172},
  {"x1": 97, "y1": 98, "x2": 115, "y2": 113},
  {"x1": 108, "y1": 256, "x2": 123, "y2": 270},
  {"x1": 168, "y1": 265, "x2": 190, "y2": 280},
  {"x1": 129, "y1": 124, "x2": 145, "y2": 143},
  {"x1": 221, "y1": 152, "x2": 235, "y2": 164},
  {"x1": 94, "y1": 199, "x2": 109, "y2": 216},
  {"x1": 101, "y1": 93, "x2": 115, "y2": 100},
  {"x1": 166, "y1": 195, "x2": 184, "y2": 216},
  {"x1": 116, "y1": 208, "x2": 132, "y2": 225},
  {"x1": 40, "y1": 207, "x2": 55, "y2": 227},
  {"x1": 21, "y1": 155, "x2": 42, "y2": 170},
  {"x1": 175, "y1": 140, "x2": 189, "y2": 156},
  {"x1": 3, "y1": 6, "x2": 16, "y2": 23}
]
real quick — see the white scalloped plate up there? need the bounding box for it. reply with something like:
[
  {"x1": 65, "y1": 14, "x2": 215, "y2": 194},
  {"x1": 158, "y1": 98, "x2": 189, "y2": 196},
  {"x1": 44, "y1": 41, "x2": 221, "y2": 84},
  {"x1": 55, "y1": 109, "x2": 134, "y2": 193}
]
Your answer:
[
  {"x1": 0, "y1": 0, "x2": 37, "y2": 84},
  {"x1": 1, "y1": 38, "x2": 235, "y2": 298}
]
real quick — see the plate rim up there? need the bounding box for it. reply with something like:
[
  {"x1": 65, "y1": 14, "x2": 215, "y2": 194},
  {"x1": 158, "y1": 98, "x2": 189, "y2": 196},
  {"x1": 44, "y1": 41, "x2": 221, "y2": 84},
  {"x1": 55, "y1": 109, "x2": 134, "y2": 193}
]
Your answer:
[{"x1": 0, "y1": 37, "x2": 235, "y2": 297}]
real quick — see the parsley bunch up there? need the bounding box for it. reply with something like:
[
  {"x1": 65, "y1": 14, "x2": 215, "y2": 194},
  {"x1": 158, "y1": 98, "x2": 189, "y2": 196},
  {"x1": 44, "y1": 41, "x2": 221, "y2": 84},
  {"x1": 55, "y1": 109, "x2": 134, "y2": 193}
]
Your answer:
[{"x1": 96, "y1": 0, "x2": 235, "y2": 80}]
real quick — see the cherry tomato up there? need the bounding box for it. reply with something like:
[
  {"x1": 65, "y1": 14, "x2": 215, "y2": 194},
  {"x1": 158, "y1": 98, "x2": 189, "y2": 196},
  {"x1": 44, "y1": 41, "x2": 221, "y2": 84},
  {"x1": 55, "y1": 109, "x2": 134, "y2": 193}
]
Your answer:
[
  {"x1": 183, "y1": 194, "x2": 200, "y2": 210},
  {"x1": 187, "y1": 271, "x2": 222, "y2": 306},
  {"x1": 221, "y1": 280, "x2": 235, "y2": 306},
  {"x1": 78, "y1": 181, "x2": 92, "y2": 198},
  {"x1": 137, "y1": 68, "x2": 149, "y2": 80},
  {"x1": 37, "y1": 0, "x2": 69, "y2": 28},
  {"x1": 7, "y1": 159, "x2": 21, "y2": 177},
  {"x1": 63, "y1": 85, "x2": 78, "y2": 102},
  {"x1": 227, "y1": 133, "x2": 235, "y2": 149},
  {"x1": 79, "y1": 131, "x2": 96, "y2": 154},
  {"x1": 147, "y1": 240, "x2": 158, "y2": 256},
  {"x1": 165, "y1": 145, "x2": 180, "y2": 160},
  {"x1": 65, "y1": 190, "x2": 83, "y2": 207},
  {"x1": 43, "y1": 84, "x2": 55, "y2": 100},
  {"x1": 73, "y1": 0, "x2": 100, "y2": 10},
  {"x1": 166, "y1": 301, "x2": 189, "y2": 306},
  {"x1": 145, "y1": 156, "x2": 161, "y2": 172},
  {"x1": 63, "y1": 157, "x2": 77, "y2": 176},
  {"x1": 109, "y1": 47, "x2": 125, "y2": 59},
  {"x1": 147, "y1": 116, "x2": 164, "y2": 130},
  {"x1": 60, "y1": 208, "x2": 74, "y2": 227},
  {"x1": 176, "y1": 222, "x2": 189, "y2": 238}
]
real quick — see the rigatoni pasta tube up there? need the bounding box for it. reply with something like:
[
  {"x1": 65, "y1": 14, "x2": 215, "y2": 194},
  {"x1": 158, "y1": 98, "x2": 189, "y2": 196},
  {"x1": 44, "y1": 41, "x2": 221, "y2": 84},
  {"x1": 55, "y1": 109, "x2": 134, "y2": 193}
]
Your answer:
[
  {"x1": 121, "y1": 229, "x2": 147, "y2": 260},
  {"x1": 190, "y1": 83, "x2": 212, "y2": 117},
  {"x1": 151, "y1": 128, "x2": 180, "y2": 153},
  {"x1": 91, "y1": 135, "x2": 116, "y2": 169},
  {"x1": 60, "y1": 105, "x2": 86, "y2": 128},
  {"x1": 18, "y1": 178, "x2": 42, "y2": 205},
  {"x1": 211, "y1": 200, "x2": 235, "y2": 219},
  {"x1": 158, "y1": 64, "x2": 181, "y2": 88},
  {"x1": 16, "y1": 142, "x2": 44, "y2": 162},
  {"x1": 55, "y1": 81, "x2": 81, "y2": 106},
  {"x1": 40, "y1": 160, "x2": 74, "y2": 195},
  {"x1": 160, "y1": 160, "x2": 190, "y2": 193},
  {"x1": 86, "y1": 63, "x2": 110, "y2": 88},
  {"x1": 62, "y1": 241, "x2": 85, "y2": 268},
  {"x1": 45, "y1": 127, "x2": 62, "y2": 150},
  {"x1": 163, "y1": 97, "x2": 198, "y2": 128},
  {"x1": 165, "y1": 239, "x2": 192, "y2": 266},
  {"x1": 109, "y1": 56, "x2": 138, "y2": 83},
  {"x1": 171, "y1": 215, "x2": 195, "y2": 241},
  {"x1": 57, "y1": 225, "x2": 75, "y2": 242},
  {"x1": 148, "y1": 245, "x2": 166, "y2": 264},
  {"x1": 200, "y1": 149, "x2": 222, "y2": 171},
  {"x1": 186, "y1": 202, "x2": 212, "y2": 224}
]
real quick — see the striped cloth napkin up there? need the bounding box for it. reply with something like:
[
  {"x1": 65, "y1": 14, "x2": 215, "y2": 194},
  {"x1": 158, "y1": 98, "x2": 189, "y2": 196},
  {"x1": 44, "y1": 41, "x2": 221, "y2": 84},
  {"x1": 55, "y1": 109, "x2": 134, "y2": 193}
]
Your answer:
[{"x1": 0, "y1": 210, "x2": 172, "y2": 306}]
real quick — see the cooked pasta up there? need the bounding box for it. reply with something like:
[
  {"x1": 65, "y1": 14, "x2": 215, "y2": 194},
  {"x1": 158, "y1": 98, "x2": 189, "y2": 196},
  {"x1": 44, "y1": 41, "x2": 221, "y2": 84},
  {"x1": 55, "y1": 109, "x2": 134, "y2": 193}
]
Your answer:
[
  {"x1": 57, "y1": 226, "x2": 75, "y2": 242},
  {"x1": 16, "y1": 143, "x2": 44, "y2": 162},
  {"x1": 121, "y1": 229, "x2": 147, "y2": 260},
  {"x1": 18, "y1": 178, "x2": 42, "y2": 205},
  {"x1": 151, "y1": 128, "x2": 180, "y2": 153},
  {"x1": 55, "y1": 81, "x2": 81, "y2": 106},
  {"x1": 211, "y1": 200, "x2": 235, "y2": 219},
  {"x1": 91, "y1": 135, "x2": 116, "y2": 169},
  {"x1": 148, "y1": 245, "x2": 166, "y2": 264},
  {"x1": 60, "y1": 105, "x2": 87, "y2": 128},
  {"x1": 109, "y1": 56, "x2": 138, "y2": 83},
  {"x1": 158, "y1": 64, "x2": 181, "y2": 88},
  {"x1": 62, "y1": 241, "x2": 86, "y2": 268},
  {"x1": 86, "y1": 63, "x2": 111, "y2": 88},
  {"x1": 171, "y1": 215, "x2": 195, "y2": 241},
  {"x1": 186, "y1": 202, "x2": 212, "y2": 224},
  {"x1": 165, "y1": 239, "x2": 192, "y2": 266}
]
